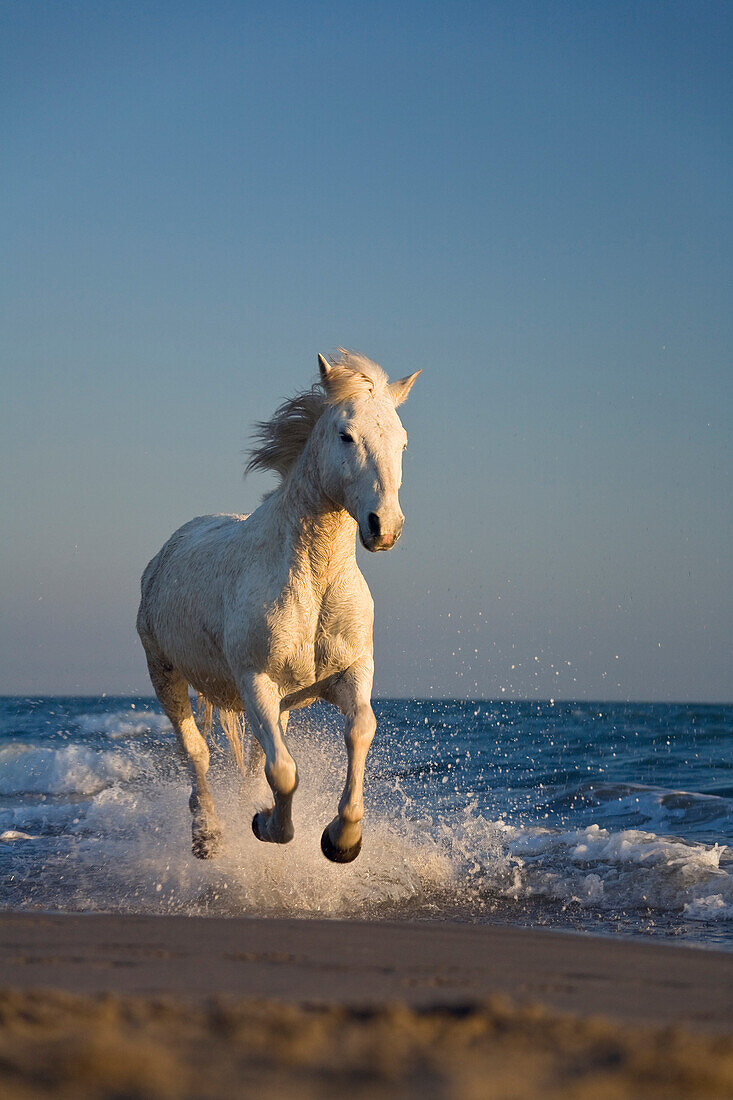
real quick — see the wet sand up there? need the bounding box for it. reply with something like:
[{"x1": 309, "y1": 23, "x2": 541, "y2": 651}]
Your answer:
[{"x1": 0, "y1": 913, "x2": 731, "y2": 1098}]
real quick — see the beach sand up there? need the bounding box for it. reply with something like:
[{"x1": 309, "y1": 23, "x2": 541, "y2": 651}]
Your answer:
[{"x1": 0, "y1": 913, "x2": 731, "y2": 1098}]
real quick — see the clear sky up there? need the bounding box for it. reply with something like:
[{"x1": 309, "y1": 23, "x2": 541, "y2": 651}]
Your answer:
[{"x1": 2, "y1": 1, "x2": 731, "y2": 700}]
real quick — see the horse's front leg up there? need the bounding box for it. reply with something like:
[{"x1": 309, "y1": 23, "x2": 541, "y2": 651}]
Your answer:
[
  {"x1": 238, "y1": 671, "x2": 298, "y2": 844},
  {"x1": 321, "y1": 658, "x2": 376, "y2": 863}
]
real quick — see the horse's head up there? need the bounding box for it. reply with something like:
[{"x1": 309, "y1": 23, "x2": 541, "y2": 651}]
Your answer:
[{"x1": 316, "y1": 352, "x2": 420, "y2": 552}]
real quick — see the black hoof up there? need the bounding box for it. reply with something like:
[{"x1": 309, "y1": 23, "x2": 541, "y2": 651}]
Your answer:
[
  {"x1": 320, "y1": 825, "x2": 362, "y2": 864},
  {"x1": 252, "y1": 811, "x2": 294, "y2": 845},
  {"x1": 192, "y1": 830, "x2": 221, "y2": 860},
  {"x1": 252, "y1": 812, "x2": 266, "y2": 841}
]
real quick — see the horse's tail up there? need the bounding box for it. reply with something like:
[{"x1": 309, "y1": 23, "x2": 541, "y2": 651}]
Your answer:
[
  {"x1": 196, "y1": 694, "x2": 247, "y2": 775},
  {"x1": 196, "y1": 694, "x2": 214, "y2": 740},
  {"x1": 220, "y1": 709, "x2": 247, "y2": 774}
]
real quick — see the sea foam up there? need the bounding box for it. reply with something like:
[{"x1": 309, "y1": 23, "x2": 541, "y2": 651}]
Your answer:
[{"x1": 0, "y1": 743, "x2": 140, "y2": 797}]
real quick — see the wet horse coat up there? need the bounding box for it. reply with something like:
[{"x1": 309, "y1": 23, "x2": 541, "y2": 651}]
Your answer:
[{"x1": 137, "y1": 351, "x2": 420, "y2": 861}]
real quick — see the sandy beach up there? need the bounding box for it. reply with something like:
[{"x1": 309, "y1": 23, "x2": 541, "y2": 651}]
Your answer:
[{"x1": 0, "y1": 913, "x2": 731, "y2": 1098}]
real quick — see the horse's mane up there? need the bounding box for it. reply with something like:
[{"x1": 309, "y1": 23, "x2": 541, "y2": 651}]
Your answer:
[{"x1": 245, "y1": 350, "x2": 388, "y2": 480}]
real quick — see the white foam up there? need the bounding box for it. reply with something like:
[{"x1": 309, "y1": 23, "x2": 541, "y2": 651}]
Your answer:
[
  {"x1": 497, "y1": 822, "x2": 733, "y2": 920},
  {"x1": 0, "y1": 743, "x2": 141, "y2": 797},
  {"x1": 683, "y1": 895, "x2": 733, "y2": 921}
]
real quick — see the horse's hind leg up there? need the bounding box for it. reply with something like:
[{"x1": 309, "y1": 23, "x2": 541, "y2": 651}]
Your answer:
[{"x1": 143, "y1": 649, "x2": 222, "y2": 859}]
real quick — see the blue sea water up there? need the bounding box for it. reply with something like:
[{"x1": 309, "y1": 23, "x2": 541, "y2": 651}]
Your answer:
[{"x1": 1, "y1": 696, "x2": 732, "y2": 947}]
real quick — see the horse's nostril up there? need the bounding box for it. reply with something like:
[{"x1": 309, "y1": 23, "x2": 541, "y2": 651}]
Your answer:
[{"x1": 367, "y1": 512, "x2": 381, "y2": 538}]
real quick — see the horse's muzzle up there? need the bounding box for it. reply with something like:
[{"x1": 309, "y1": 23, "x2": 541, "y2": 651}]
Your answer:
[{"x1": 359, "y1": 512, "x2": 403, "y2": 552}]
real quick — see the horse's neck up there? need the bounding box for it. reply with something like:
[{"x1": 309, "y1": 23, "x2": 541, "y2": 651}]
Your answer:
[{"x1": 268, "y1": 461, "x2": 357, "y2": 593}]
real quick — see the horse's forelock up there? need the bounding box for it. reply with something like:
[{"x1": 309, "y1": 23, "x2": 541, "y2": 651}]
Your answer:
[{"x1": 322, "y1": 350, "x2": 389, "y2": 404}]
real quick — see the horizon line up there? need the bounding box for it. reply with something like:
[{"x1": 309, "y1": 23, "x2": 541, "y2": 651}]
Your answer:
[{"x1": 0, "y1": 694, "x2": 730, "y2": 707}]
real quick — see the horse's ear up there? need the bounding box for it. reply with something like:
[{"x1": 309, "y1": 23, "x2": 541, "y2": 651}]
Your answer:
[
  {"x1": 389, "y1": 370, "x2": 421, "y2": 407},
  {"x1": 317, "y1": 353, "x2": 332, "y2": 386}
]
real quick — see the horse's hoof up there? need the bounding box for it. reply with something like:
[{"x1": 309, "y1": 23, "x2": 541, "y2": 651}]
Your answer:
[
  {"x1": 192, "y1": 829, "x2": 221, "y2": 860},
  {"x1": 320, "y1": 825, "x2": 362, "y2": 864},
  {"x1": 252, "y1": 811, "x2": 294, "y2": 844},
  {"x1": 252, "y1": 811, "x2": 267, "y2": 842}
]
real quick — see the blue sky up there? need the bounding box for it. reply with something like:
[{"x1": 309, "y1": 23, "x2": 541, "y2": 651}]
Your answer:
[{"x1": 2, "y1": 1, "x2": 731, "y2": 699}]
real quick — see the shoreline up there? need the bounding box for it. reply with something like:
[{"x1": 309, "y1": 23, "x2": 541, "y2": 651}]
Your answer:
[
  {"x1": 1, "y1": 911, "x2": 731, "y2": 1030},
  {"x1": 1, "y1": 913, "x2": 732, "y2": 1098}
]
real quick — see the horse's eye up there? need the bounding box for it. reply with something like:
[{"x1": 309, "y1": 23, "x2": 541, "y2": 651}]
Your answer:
[{"x1": 339, "y1": 431, "x2": 355, "y2": 444}]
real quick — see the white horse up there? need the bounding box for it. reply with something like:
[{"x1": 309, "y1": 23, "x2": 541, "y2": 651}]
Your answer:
[{"x1": 137, "y1": 351, "x2": 420, "y2": 863}]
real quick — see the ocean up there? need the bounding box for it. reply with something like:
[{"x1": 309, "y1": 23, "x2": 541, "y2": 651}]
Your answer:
[{"x1": 1, "y1": 696, "x2": 731, "y2": 947}]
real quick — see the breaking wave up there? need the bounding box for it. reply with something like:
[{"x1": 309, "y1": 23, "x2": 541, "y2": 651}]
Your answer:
[{"x1": 0, "y1": 742, "x2": 141, "y2": 798}]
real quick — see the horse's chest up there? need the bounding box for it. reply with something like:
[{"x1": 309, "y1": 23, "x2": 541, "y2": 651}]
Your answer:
[
  {"x1": 314, "y1": 626, "x2": 361, "y2": 678},
  {"x1": 266, "y1": 597, "x2": 363, "y2": 689},
  {"x1": 266, "y1": 611, "x2": 315, "y2": 687}
]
